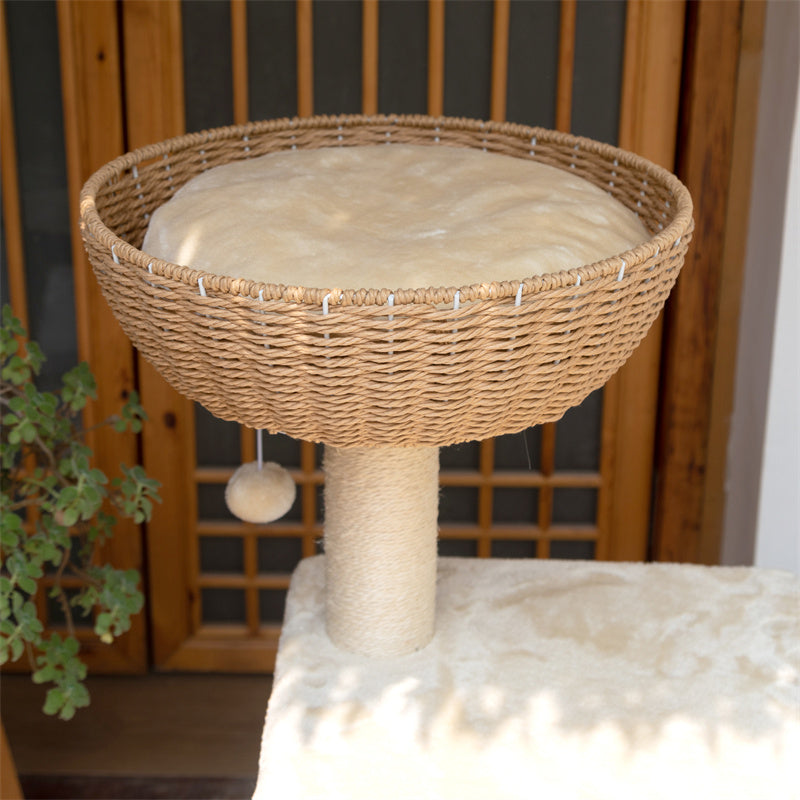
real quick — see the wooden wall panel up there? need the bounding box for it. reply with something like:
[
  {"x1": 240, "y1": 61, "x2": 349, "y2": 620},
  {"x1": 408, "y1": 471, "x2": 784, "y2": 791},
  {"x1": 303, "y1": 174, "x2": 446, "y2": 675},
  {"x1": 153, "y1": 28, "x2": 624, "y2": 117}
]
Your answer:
[
  {"x1": 362, "y1": 0, "x2": 379, "y2": 114},
  {"x1": 618, "y1": 0, "x2": 686, "y2": 170},
  {"x1": 427, "y1": 0, "x2": 445, "y2": 116},
  {"x1": 296, "y1": 0, "x2": 314, "y2": 116},
  {"x1": 600, "y1": 0, "x2": 686, "y2": 561},
  {"x1": 653, "y1": 0, "x2": 749, "y2": 563},
  {"x1": 231, "y1": 0, "x2": 249, "y2": 124},
  {"x1": 56, "y1": 0, "x2": 145, "y2": 672},
  {"x1": 122, "y1": 1, "x2": 184, "y2": 141},
  {"x1": 120, "y1": 0, "x2": 198, "y2": 668},
  {"x1": 701, "y1": 0, "x2": 767, "y2": 564},
  {"x1": 555, "y1": 0, "x2": 576, "y2": 133},
  {"x1": 489, "y1": 0, "x2": 510, "y2": 121},
  {"x1": 0, "y1": 0, "x2": 27, "y2": 329}
]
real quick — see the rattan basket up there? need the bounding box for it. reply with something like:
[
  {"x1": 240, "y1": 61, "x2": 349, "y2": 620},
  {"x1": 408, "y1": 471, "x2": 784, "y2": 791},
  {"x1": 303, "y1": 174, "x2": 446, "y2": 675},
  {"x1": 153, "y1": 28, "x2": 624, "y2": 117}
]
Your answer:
[{"x1": 80, "y1": 114, "x2": 693, "y2": 448}]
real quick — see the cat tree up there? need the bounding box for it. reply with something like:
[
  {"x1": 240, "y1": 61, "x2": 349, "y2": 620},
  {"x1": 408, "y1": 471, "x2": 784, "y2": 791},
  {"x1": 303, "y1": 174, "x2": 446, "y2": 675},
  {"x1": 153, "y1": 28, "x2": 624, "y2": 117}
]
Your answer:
[
  {"x1": 78, "y1": 116, "x2": 798, "y2": 798},
  {"x1": 80, "y1": 114, "x2": 692, "y2": 655}
]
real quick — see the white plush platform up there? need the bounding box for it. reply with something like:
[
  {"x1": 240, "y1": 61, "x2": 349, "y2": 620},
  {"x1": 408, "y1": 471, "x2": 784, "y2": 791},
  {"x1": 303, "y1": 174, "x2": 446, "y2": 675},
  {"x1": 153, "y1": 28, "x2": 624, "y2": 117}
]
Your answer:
[{"x1": 254, "y1": 557, "x2": 799, "y2": 800}]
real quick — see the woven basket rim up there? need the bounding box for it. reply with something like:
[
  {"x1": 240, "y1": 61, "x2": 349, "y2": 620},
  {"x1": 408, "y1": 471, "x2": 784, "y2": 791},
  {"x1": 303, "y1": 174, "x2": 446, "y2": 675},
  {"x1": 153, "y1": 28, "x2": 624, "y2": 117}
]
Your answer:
[{"x1": 80, "y1": 113, "x2": 693, "y2": 308}]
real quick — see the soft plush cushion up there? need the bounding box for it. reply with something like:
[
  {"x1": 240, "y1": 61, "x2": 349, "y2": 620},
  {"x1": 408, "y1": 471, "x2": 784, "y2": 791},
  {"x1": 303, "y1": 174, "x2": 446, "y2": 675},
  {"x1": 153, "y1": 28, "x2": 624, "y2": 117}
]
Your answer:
[
  {"x1": 254, "y1": 556, "x2": 799, "y2": 800},
  {"x1": 143, "y1": 145, "x2": 648, "y2": 291}
]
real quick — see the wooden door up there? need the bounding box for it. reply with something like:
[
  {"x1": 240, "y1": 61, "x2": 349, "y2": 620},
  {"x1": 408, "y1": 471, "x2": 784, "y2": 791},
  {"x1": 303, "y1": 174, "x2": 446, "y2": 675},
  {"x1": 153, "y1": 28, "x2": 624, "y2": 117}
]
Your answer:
[{"x1": 1, "y1": 0, "x2": 764, "y2": 675}]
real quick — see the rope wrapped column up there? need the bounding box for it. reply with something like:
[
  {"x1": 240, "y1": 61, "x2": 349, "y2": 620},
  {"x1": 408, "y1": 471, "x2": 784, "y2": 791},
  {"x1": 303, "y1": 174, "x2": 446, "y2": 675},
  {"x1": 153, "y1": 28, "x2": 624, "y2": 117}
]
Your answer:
[{"x1": 323, "y1": 445, "x2": 439, "y2": 657}]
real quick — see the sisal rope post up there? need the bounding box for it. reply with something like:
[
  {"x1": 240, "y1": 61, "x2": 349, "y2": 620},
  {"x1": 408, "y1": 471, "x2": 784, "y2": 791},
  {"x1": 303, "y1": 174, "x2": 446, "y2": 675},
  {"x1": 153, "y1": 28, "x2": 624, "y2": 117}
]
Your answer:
[{"x1": 324, "y1": 445, "x2": 439, "y2": 657}]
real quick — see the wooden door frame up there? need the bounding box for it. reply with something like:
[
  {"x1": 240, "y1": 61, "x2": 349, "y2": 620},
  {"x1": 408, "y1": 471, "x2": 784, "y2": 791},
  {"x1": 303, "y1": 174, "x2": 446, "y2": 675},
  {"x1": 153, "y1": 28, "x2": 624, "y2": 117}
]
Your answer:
[
  {"x1": 653, "y1": 0, "x2": 767, "y2": 563},
  {"x1": 601, "y1": 0, "x2": 686, "y2": 561}
]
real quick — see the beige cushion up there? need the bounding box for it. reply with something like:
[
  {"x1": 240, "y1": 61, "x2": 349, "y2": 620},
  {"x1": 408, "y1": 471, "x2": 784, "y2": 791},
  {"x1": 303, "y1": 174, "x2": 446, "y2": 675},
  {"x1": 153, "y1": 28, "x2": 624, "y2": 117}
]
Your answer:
[
  {"x1": 255, "y1": 556, "x2": 799, "y2": 800},
  {"x1": 143, "y1": 145, "x2": 648, "y2": 291}
]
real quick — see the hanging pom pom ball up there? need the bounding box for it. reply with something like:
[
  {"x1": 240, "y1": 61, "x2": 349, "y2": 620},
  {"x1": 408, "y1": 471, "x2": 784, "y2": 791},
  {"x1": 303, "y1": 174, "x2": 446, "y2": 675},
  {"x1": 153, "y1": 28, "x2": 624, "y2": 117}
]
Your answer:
[{"x1": 225, "y1": 462, "x2": 296, "y2": 523}]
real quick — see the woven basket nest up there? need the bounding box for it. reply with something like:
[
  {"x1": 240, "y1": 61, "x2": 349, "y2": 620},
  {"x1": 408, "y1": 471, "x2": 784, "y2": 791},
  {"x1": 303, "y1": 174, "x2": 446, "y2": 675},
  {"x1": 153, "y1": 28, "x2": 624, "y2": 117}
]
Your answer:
[{"x1": 80, "y1": 114, "x2": 693, "y2": 448}]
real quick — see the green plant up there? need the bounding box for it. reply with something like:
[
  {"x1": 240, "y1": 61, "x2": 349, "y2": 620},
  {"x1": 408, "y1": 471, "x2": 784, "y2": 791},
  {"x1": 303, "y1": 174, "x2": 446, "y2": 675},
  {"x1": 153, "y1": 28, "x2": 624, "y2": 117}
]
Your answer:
[{"x1": 0, "y1": 305, "x2": 160, "y2": 720}]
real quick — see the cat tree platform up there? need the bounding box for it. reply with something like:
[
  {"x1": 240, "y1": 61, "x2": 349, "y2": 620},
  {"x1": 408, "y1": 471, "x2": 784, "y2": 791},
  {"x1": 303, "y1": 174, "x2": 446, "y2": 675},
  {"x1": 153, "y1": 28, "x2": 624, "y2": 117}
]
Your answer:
[
  {"x1": 254, "y1": 556, "x2": 799, "y2": 800},
  {"x1": 79, "y1": 114, "x2": 695, "y2": 657}
]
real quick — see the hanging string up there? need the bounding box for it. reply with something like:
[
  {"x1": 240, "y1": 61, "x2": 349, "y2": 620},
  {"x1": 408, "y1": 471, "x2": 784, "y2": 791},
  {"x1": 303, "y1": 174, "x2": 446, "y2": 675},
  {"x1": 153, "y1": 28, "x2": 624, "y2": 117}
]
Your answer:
[{"x1": 522, "y1": 428, "x2": 532, "y2": 470}]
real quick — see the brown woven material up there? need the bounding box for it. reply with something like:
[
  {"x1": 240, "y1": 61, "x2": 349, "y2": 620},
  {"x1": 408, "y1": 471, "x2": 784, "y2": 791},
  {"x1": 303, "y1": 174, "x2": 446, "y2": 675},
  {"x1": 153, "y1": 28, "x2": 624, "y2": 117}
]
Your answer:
[{"x1": 79, "y1": 114, "x2": 693, "y2": 447}]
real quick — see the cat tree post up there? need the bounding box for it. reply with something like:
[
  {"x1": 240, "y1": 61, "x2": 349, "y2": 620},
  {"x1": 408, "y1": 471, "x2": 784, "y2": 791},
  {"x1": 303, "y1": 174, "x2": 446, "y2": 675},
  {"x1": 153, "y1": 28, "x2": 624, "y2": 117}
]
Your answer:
[{"x1": 324, "y1": 445, "x2": 439, "y2": 656}]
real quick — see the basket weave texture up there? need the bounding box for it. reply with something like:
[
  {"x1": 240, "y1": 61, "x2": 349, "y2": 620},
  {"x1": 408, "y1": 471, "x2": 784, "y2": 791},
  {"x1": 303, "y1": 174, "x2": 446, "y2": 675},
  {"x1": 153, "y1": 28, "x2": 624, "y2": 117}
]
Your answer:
[{"x1": 80, "y1": 115, "x2": 693, "y2": 447}]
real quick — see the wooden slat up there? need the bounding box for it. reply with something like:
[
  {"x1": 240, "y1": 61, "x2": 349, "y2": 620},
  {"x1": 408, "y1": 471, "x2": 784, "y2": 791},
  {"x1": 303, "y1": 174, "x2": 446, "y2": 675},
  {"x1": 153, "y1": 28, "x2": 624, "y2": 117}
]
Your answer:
[
  {"x1": 0, "y1": 0, "x2": 27, "y2": 329},
  {"x1": 221, "y1": 0, "x2": 253, "y2": 641},
  {"x1": 243, "y1": 530, "x2": 260, "y2": 633},
  {"x1": 120, "y1": 0, "x2": 199, "y2": 665},
  {"x1": 362, "y1": 0, "x2": 379, "y2": 115},
  {"x1": 300, "y1": 440, "x2": 318, "y2": 557},
  {"x1": 701, "y1": 0, "x2": 767, "y2": 564},
  {"x1": 197, "y1": 573, "x2": 291, "y2": 591},
  {"x1": 230, "y1": 15, "x2": 254, "y2": 656},
  {"x1": 121, "y1": 1, "x2": 184, "y2": 144},
  {"x1": 296, "y1": 0, "x2": 314, "y2": 116},
  {"x1": 477, "y1": 440, "x2": 495, "y2": 558},
  {"x1": 595, "y1": 383, "x2": 617, "y2": 562},
  {"x1": 56, "y1": 0, "x2": 146, "y2": 675},
  {"x1": 653, "y1": 0, "x2": 745, "y2": 563},
  {"x1": 537, "y1": 423, "x2": 556, "y2": 558},
  {"x1": 57, "y1": 0, "x2": 128, "y2": 419},
  {"x1": 197, "y1": 524, "x2": 317, "y2": 538},
  {"x1": 599, "y1": 0, "x2": 686, "y2": 561},
  {"x1": 163, "y1": 634, "x2": 278, "y2": 672},
  {"x1": 231, "y1": 0, "x2": 249, "y2": 124},
  {"x1": 555, "y1": 0, "x2": 576, "y2": 133},
  {"x1": 194, "y1": 464, "x2": 322, "y2": 485},
  {"x1": 427, "y1": 0, "x2": 445, "y2": 116},
  {"x1": 439, "y1": 524, "x2": 598, "y2": 541},
  {"x1": 441, "y1": 470, "x2": 601, "y2": 488},
  {"x1": 240, "y1": 427, "x2": 256, "y2": 463},
  {"x1": 194, "y1": 465, "x2": 600, "y2": 488},
  {"x1": 195, "y1": 625, "x2": 251, "y2": 639},
  {"x1": 198, "y1": 516, "x2": 597, "y2": 540},
  {"x1": 617, "y1": 0, "x2": 686, "y2": 170},
  {"x1": 489, "y1": 0, "x2": 510, "y2": 122},
  {"x1": 197, "y1": 520, "x2": 322, "y2": 537},
  {"x1": 549, "y1": 3, "x2": 575, "y2": 550}
]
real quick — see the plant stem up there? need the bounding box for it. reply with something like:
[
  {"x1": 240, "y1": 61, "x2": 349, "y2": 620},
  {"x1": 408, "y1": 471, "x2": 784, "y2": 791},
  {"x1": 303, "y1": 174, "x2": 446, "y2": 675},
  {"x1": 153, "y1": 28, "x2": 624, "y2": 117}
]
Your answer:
[{"x1": 53, "y1": 548, "x2": 77, "y2": 640}]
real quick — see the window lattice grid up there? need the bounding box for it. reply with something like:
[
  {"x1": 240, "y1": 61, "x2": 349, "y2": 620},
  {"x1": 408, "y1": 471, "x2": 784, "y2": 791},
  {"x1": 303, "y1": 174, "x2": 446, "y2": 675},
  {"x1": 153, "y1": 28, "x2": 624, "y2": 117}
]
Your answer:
[{"x1": 193, "y1": 398, "x2": 606, "y2": 630}]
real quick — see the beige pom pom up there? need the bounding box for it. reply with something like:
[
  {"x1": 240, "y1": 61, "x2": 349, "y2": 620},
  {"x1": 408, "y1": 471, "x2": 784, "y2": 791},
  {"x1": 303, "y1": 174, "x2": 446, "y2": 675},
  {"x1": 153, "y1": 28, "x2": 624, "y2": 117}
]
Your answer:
[{"x1": 225, "y1": 462, "x2": 296, "y2": 523}]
